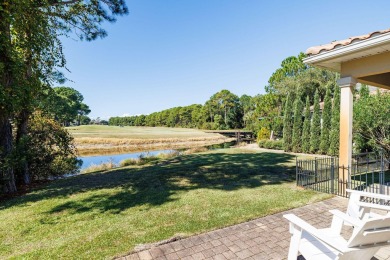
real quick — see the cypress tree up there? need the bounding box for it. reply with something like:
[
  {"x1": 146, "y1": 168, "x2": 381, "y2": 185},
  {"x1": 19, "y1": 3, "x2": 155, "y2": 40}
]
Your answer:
[
  {"x1": 292, "y1": 97, "x2": 304, "y2": 153},
  {"x1": 310, "y1": 90, "x2": 321, "y2": 153},
  {"x1": 360, "y1": 84, "x2": 370, "y2": 99},
  {"x1": 328, "y1": 86, "x2": 340, "y2": 155},
  {"x1": 301, "y1": 96, "x2": 311, "y2": 153},
  {"x1": 319, "y1": 86, "x2": 332, "y2": 154},
  {"x1": 283, "y1": 93, "x2": 293, "y2": 152}
]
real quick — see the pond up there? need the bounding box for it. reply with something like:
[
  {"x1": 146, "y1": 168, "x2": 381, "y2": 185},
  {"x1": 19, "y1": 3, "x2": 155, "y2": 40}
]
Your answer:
[
  {"x1": 79, "y1": 149, "x2": 173, "y2": 170},
  {"x1": 78, "y1": 141, "x2": 238, "y2": 170}
]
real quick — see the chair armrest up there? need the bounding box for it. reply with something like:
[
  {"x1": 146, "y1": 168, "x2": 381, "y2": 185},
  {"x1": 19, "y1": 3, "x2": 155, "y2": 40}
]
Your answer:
[
  {"x1": 356, "y1": 201, "x2": 390, "y2": 212},
  {"x1": 283, "y1": 214, "x2": 346, "y2": 252},
  {"x1": 346, "y1": 189, "x2": 390, "y2": 201},
  {"x1": 329, "y1": 209, "x2": 363, "y2": 227}
]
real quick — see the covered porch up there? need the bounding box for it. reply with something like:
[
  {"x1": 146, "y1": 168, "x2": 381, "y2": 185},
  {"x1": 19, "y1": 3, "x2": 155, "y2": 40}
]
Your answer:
[{"x1": 303, "y1": 29, "x2": 390, "y2": 195}]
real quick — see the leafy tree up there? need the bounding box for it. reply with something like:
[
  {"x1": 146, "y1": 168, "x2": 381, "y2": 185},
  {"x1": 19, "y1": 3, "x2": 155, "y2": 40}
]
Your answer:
[
  {"x1": 79, "y1": 115, "x2": 91, "y2": 125},
  {"x1": 49, "y1": 87, "x2": 91, "y2": 126},
  {"x1": 310, "y1": 90, "x2": 321, "y2": 153},
  {"x1": 266, "y1": 53, "x2": 338, "y2": 101},
  {"x1": 301, "y1": 96, "x2": 311, "y2": 153},
  {"x1": 319, "y1": 86, "x2": 332, "y2": 154},
  {"x1": 252, "y1": 93, "x2": 283, "y2": 135},
  {"x1": 329, "y1": 86, "x2": 340, "y2": 155},
  {"x1": 283, "y1": 93, "x2": 293, "y2": 151},
  {"x1": 292, "y1": 96, "x2": 304, "y2": 153},
  {"x1": 354, "y1": 91, "x2": 390, "y2": 160},
  {"x1": 77, "y1": 103, "x2": 91, "y2": 126},
  {"x1": 0, "y1": 0, "x2": 128, "y2": 193},
  {"x1": 205, "y1": 90, "x2": 242, "y2": 129},
  {"x1": 267, "y1": 52, "x2": 307, "y2": 92}
]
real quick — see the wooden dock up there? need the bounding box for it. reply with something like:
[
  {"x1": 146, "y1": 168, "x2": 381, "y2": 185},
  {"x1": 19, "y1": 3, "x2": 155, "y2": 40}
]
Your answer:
[{"x1": 204, "y1": 130, "x2": 254, "y2": 143}]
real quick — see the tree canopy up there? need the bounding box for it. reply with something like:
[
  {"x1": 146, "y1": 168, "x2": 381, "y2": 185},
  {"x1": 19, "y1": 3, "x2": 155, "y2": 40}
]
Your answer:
[
  {"x1": 0, "y1": 0, "x2": 128, "y2": 193},
  {"x1": 46, "y1": 87, "x2": 90, "y2": 126}
]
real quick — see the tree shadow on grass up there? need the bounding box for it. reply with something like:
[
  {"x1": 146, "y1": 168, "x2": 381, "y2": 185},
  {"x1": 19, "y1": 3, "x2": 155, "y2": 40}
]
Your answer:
[{"x1": 0, "y1": 152, "x2": 296, "y2": 214}]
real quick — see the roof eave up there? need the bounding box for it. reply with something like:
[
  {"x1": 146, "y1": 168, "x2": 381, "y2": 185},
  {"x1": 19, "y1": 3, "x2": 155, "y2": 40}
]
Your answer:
[{"x1": 303, "y1": 32, "x2": 390, "y2": 72}]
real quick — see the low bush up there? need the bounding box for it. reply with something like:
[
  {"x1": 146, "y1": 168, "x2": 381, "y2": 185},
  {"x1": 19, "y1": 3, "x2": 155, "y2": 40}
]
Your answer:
[
  {"x1": 256, "y1": 127, "x2": 271, "y2": 142},
  {"x1": 258, "y1": 139, "x2": 267, "y2": 148},
  {"x1": 258, "y1": 139, "x2": 284, "y2": 150}
]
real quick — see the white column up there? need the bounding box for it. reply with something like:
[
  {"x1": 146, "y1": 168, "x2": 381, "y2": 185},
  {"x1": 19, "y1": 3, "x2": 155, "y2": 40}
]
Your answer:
[{"x1": 337, "y1": 76, "x2": 356, "y2": 193}]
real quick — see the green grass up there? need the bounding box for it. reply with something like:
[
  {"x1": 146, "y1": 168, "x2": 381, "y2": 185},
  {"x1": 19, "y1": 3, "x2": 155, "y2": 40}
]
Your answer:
[
  {"x1": 0, "y1": 149, "x2": 331, "y2": 259},
  {"x1": 67, "y1": 125, "x2": 222, "y2": 139}
]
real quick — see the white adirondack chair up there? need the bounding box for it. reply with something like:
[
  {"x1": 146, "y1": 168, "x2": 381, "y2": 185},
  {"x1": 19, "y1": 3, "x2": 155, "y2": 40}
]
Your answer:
[
  {"x1": 284, "y1": 210, "x2": 390, "y2": 260},
  {"x1": 346, "y1": 189, "x2": 390, "y2": 220}
]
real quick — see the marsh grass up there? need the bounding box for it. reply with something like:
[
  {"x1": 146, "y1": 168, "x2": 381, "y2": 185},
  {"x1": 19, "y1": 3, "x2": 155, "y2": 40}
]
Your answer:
[
  {"x1": 81, "y1": 160, "x2": 117, "y2": 173},
  {"x1": 67, "y1": 125, "x2": 227, "y2": 140},
  {"x1": 120, "y1": 153, "x2": 161, "y2": 167},
  {"x1": 0, "y1": 149, "x2": 331, "y2": 259},
  {"x1": 66, "y1": 125, "x2": 232, "y2": 156}
]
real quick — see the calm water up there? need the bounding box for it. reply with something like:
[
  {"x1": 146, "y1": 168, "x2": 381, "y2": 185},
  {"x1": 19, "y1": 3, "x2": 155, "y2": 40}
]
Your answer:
[
  {"x1": 79, "y1": 150, "x2": 173, "y2": 170},
  {"x1": 79, "y1": 141, "x2": 238, "y2": 170}
]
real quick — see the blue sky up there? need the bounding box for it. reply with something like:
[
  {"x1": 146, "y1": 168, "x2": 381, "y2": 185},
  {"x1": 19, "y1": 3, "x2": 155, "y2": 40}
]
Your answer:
[{"x1": 62, "y1": 0, "x2": 390, "y2": 119}]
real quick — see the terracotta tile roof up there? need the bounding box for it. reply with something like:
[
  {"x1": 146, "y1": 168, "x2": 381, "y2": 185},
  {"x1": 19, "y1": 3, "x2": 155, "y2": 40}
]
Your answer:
[{"x1": 306, "y1": 28, "x2": 390, "y2": 56}]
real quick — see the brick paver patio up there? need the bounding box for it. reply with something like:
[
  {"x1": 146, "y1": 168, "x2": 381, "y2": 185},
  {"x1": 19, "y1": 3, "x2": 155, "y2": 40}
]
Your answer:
[{"x1": 120, "y1": 197, "x2": 390, "y2": 260}]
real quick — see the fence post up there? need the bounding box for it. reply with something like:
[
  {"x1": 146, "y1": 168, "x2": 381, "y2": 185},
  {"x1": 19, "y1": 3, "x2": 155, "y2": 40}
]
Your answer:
[
  {"x1": 331, "y1": 157, "x2": 335, "y2": 194},
  {"x1": 380, "y1": 150, "x2": 385, "y2": 198},
  {"x1": 314, "y1": 158, "x2": 318, "y2": 184},
  {"x1": 295, "y1": 156, "x2": 298, "y2": 186}
]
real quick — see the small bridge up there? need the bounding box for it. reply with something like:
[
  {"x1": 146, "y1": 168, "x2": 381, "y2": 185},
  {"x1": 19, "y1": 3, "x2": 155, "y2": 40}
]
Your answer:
[{"x1": 204, "y1": 130, "x2": 254, "y2": 143}]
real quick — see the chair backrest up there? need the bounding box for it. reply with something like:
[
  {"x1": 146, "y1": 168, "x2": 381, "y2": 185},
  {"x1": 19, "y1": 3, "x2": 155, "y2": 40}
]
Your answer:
[
  {"x1": 347, "y1": 191, "x2": 363, "y2": 219},
  {"x1": 347, "y1": 215, "x2": 390, "y2": 247}
]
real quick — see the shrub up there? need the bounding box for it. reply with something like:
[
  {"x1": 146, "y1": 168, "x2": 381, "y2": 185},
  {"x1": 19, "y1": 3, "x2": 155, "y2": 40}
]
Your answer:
[
  {"x1": 257, "y1": 127, "x2": 271, "y2": 142},
  {"x1": 22, "y1": 112, "x2": 81, "y2": 180},
  {"x1": 258, "y1": 139, "x2": 267, "y2": 148},
  {"x1": 258, "y1": 139, "x2": 284, "y2": 150}
]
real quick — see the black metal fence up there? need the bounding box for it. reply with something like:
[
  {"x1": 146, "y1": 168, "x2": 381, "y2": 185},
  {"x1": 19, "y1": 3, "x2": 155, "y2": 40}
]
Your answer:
[{"x1": 296, "y1": 151, "x2": 389, "y2": 197}]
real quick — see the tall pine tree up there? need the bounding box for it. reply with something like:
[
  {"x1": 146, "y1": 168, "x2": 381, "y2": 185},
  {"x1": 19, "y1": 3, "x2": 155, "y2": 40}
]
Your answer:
[
  {"x1": 292, "y1": 96, "x2": 304, "y2": 153},
  {"x1": 302, "y1": 96, "x2": 311, "y2": 153},
  {"x1": 319, "y1": 86, "x2": 332, "y2": 154},
  {"x1": 310, "y1": 90, "x2": 321, "y2": 153},
  {"x1": 328, "y1": 86, "x2": 340, "y2": 155},
  {"x1": 283, "y1": 93, "x2": 293, "y2": 152}
]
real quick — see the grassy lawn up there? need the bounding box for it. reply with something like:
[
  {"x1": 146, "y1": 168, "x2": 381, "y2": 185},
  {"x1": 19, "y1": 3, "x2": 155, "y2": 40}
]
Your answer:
[{"x1": 0, "y1": 149, "x2": 331, "y2": 259}]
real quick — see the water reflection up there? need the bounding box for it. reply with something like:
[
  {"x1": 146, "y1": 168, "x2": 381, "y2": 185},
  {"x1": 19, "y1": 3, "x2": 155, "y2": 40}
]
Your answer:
[
  {"x1": 79, "y1": 141, "x2": 237, "y2": 170},
  {"x1": 79, "y1": 150, "x2": 173, "y2": 170}
]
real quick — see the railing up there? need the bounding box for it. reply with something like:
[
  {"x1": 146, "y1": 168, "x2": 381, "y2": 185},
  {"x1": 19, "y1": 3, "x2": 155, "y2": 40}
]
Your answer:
[{"x1": 296, "y1": 151, "x2": 389, "y2": 197}]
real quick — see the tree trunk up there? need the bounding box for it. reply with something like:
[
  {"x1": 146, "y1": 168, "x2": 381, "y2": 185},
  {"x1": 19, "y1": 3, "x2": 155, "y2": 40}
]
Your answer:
[
  {"x1": 0, "y1": 2, "x2": 17, "y2": 193},
  {"x1": 16, "y1": 109, "x2": 30, "y2": 185},
  {"x1": 0, "y1": 114, "x2": 16, "y2": 193}
]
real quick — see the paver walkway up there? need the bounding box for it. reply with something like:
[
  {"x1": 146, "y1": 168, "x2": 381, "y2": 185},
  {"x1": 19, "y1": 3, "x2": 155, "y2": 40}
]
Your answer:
[{"x1": 121, "y1": 197, "x2": 390, "y2": 260}]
